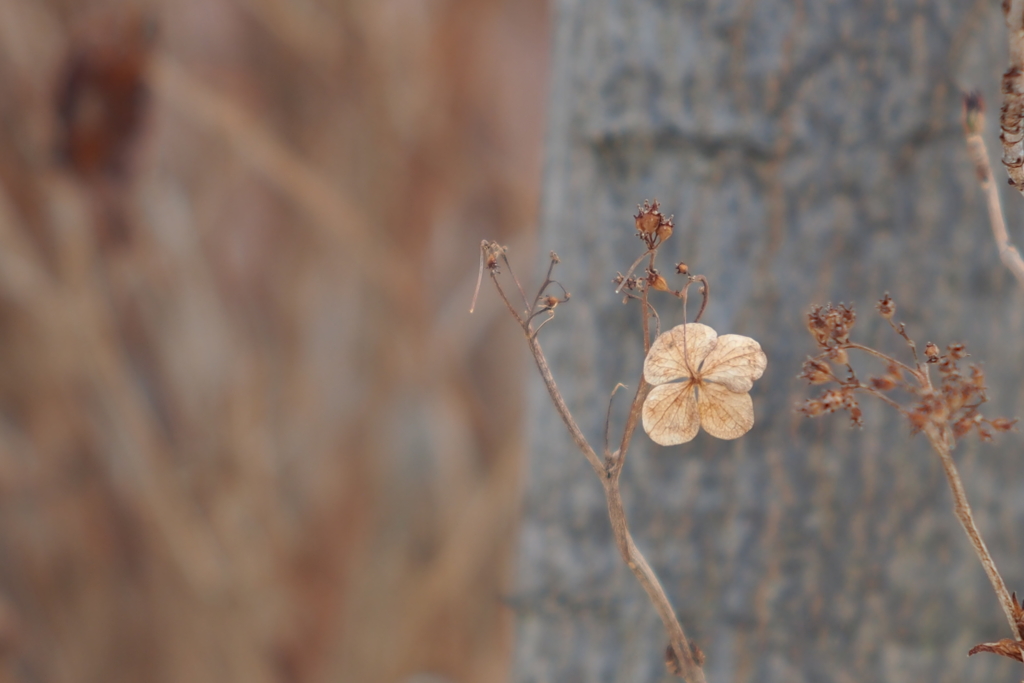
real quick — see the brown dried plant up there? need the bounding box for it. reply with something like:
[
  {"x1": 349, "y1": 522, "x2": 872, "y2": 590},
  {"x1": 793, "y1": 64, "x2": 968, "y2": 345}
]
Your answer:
[
  {"x1": 797, "y1": 295, "x2": 1024, "y2": 666},
  {"x1": 476, "y1": 200, "x2": 768, "y2": 682}
]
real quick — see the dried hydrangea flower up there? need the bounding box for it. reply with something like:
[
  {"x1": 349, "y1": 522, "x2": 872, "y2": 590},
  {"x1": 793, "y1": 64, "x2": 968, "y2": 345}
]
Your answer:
[{"x1": 642, "y1": 323, "x2": 767, "y2": 445}]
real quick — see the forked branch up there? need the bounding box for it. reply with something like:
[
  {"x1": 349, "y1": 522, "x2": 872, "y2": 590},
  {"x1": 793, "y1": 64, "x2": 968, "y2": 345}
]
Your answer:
[{"x1": 480, "y1": 238, "x2": 707, "y2": 682}]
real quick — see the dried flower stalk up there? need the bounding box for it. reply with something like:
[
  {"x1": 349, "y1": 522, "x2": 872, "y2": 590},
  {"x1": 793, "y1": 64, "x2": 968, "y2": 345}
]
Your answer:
[
  {"x1": 798, "y1": 296, "x2": 1024, "y2": 664},
  {"x1": 477, "y1": 200, "x2": 719, "y2": 682}
]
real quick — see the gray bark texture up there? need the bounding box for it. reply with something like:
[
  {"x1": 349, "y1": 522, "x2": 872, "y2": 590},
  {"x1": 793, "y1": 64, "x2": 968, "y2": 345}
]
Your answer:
[{"x1": 514, "y1": 1, "x2": 1024, "y2": 682}]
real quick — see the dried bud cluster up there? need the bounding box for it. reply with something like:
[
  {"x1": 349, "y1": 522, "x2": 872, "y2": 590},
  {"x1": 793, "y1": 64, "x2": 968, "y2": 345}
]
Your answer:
[
  {"x1": 798, "y1": 386, "x2": 863, "y2": 426},
  {"x1": 634, "y1": 199, "x2": 674, "y2": 248},
  {"x1": 876, "y1": 292, "x2": 895, "y2": 319},
  {"x1": 613, "y1": 268, "x2": 672, "y2": 296},
  {"x1": 806, "y1": 303, "x2": 856, "y2": 348},
  {"x1": 798, "y1": 294, "x2": 1017, "y2": 441}
]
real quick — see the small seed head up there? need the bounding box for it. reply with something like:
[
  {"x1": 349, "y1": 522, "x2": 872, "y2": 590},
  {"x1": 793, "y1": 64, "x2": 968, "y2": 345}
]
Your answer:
[
  {"x1": 990, "y1": 417, "x2": 1018, "y2": 432},
  {"x1": 947, "y1": 343, "x2": 968, "y2": 360},
  {"x1": 634, "y1": 200, "x2": 663, "y2": 235},
  {"x1": 800, "y1": 358, "x2": 832, "y2": 384},
  {"x1": 799, "y1": 399, "x2": 826, "y2": 417},
  {"x1": 876, "y1": 293, "x2": 895, "y2": 319},
  {"x1": 924, "y1": 342, "x2": 940, "y2": 362},
  {"x1": 848, "y1": 404, "x2": 863, "y2": 427},
  {"x1": 820, "y1": 389, "x2": 845, "y2": 413},
  {"x1": 870, "y1": 375, "x2": 897, "y2": 391}
]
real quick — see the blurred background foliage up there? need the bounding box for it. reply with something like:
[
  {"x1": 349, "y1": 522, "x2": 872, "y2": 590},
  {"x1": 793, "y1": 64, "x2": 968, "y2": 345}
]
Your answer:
[{"x1": 0, "y1": 0, "x2": 547, "y2": 681}]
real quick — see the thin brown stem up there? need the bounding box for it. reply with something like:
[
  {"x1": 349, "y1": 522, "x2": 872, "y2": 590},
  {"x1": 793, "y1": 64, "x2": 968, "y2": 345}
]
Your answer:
[
  {"x1": 642, "y1": 283, "x2": 652, "y2": 354},
  {"x1": 524, "y1": 331, "x2": 604, "y2": 478},
  {"x1": 470, "y1": 241, "x2": 489, "y2": 314},
  {"x1": 923, "y1": 426, "x2": 1023, "y2": 642},
  {"x1": 604, "y1": 482, "x2": 707, "y2": 683},
  {"x1": 605, "y1": 384, "x2": 628, "y2": 461},
  {"x1": 855, "y1": 384, "x2": 907, "y2": 415},
  {"x1": 691, "y1": 275, "x2": 709, "y2": 323},
  {"x1": 491, "y1": 256, "x2": 707, "y2": 681},
  {"x1": 613, "y1": 378, "x2": 648, "y2": 477},
  {"x1": 490, "y1": 272, "x2": 527, "y2": 327},
  {"x1": 845, "y1": 343, "x2": 921, "y2": 382},
  {"x1": 501, "y1": 250, "x2": 531, "y2": 312},
  {"x1": 611, "y1": 284, "x2": 654, "y2": 474}
]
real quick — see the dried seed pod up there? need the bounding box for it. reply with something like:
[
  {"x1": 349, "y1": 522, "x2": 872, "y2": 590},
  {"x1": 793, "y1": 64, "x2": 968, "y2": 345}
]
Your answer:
[
  {"x1": 800, "y1": 358, "x2": 832, "y2": 384},
  {"x1": 876, "y1": 293, "x2": 895, "y2": 319},
  {"x1": 870, "y1": 375, "x2": 897, "y2": 391},
  {"x1": 990, "y1": 417, "x2": 1018, "y2": 432},
  {"x1": 634, "y1": 200, "x2": 663, "y2": 234},
  {"x1": 924, "y1": 342, "x2": 940, "y2": 362},
  {"x1": 806, "y1": 307, "x2": 831, "y2": 347},
  {"x1": 830, "y1": 347, "x2": 849, "y2": 366}
]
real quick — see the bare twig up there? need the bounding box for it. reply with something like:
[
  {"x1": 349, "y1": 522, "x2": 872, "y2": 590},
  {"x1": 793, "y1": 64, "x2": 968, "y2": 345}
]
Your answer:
[
  {"x1": 614, "y1": 285, "x2": 654, "y2": 474},
  {"x1": 923, "y1": 426, "x2": 1024, "y2": 644},
  {"x1": 522, "y1": 330, "x2": 605, "y2": 478},
  {"x1": 845, "y1": 342, "x2": 920, "y2": 380},
  {"x1": 604, "y1": 482, "x2": 706, "y2": 683},
  {"x1": 604, "y1": 384, "x2": 628, "y2": 461},
  {"x1": 486, "y1": 246, "x2": 707, "y2": 682},
  {"x1": 964, "y1": 93, "x2": 1024, "y2": 286},
  {"x1": 690, "y1": 275, "x2": 710, "y2": 323}
]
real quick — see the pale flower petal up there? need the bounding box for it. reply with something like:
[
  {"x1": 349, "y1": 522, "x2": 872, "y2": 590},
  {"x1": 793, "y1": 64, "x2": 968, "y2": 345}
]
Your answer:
[
  {"x1": 644, "y1": 323, "x2": 718, "y2": 385},
  {"x1": 700, "y1": 334, "x2": 767, "y2": 393},
  {"x1": 642, "y1": 382, "x2": 700, "y2": 445},
  {"x1": 697, "y1": 382, "x2": 755, "y2": 439}
]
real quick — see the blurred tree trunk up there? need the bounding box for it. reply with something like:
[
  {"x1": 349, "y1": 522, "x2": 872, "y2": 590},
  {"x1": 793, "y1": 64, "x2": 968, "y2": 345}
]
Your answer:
[{"x1": 515, "y1": 1, "x2": 1024, "y2": 682}]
